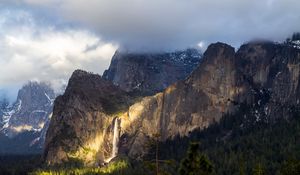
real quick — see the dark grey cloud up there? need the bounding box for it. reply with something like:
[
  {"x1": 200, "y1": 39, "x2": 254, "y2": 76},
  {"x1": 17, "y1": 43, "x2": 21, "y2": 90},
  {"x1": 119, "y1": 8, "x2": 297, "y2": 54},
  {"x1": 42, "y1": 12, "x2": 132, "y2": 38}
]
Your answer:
[{"x1": 18, "y1": 0, "x2": 300, "y2": 51}]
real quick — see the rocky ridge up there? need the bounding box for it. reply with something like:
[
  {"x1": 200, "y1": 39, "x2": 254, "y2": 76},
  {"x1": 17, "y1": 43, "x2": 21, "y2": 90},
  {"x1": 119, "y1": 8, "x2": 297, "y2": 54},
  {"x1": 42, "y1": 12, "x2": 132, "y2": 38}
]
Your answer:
[
  {"x1": 44, "y1": 70, "x2": 132, "y2": 164},
  {"x1": 44, "y1": 41, "x2": 300, "y2": 166},
  {"x1": 0, "y1": 81, "x2": 55, "y2": 149}
]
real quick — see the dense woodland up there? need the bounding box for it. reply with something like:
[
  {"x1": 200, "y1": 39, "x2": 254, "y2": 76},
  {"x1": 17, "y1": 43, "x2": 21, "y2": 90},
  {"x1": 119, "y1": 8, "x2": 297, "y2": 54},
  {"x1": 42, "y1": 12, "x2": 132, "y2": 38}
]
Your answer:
[
  {"x1": 0, "y1": 155, "x2": 42, "y2": 175},
  {"x1": 0, "y1": 132, "x2": 42, "y2": 155},
  {"x1": 158, "y1": 102, "x2": 300, "y2": 175},
  {"x1": 1, "y1": 102, "x2": 300, "y2": 174}
]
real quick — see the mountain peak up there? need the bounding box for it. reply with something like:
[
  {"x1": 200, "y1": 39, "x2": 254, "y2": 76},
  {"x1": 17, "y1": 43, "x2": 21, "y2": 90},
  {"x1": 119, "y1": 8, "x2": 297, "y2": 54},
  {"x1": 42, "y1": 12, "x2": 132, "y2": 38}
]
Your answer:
[
  {"x1": 63, "y1": 70, "x2": 131, "y2": 114},
  {"x1": 204, "y1": 42, "x2": 235, "y2": 57},
  {"x1": 71, "y1": 69, "x2": 95, "y2": 78},
  {"x1": 1, "y1": 81, "x2": 55, "y2": 138}
]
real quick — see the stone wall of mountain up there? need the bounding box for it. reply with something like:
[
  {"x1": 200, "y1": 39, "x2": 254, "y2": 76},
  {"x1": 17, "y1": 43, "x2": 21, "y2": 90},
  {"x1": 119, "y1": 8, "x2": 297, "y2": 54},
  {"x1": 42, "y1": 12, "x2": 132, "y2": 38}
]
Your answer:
[
  {"x1": 0, "y1": 81, "x2": 55, "y2": 152},
  {"x1": 0, "y1": 99, "x2": 9, "y2": 127},
  {"x1": 44, "y1": 41, "x2": 300, "y2": 166},
  {"x1": 103, "y1": 49, "x2": 201, "y2": 95},
  {"x1": 236, "y1": 41, "x2": 300, "y2": 122},
  {"x1": 44, "y1": 70, "x2": 132, "y2": 165},
  {"x1": 0, "y1": 48, "x2": 202, "y2": 156}
]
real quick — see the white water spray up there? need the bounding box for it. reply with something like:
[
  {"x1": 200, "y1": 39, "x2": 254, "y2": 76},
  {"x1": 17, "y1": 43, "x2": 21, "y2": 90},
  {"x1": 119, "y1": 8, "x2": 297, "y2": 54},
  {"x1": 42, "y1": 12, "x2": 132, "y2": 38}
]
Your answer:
[
  {"x1": 105, "y1": 118, "x2": 120, "y2": 163},
  {"x1": 112, "y1": 118, "x2": 119, "y2": 158}
]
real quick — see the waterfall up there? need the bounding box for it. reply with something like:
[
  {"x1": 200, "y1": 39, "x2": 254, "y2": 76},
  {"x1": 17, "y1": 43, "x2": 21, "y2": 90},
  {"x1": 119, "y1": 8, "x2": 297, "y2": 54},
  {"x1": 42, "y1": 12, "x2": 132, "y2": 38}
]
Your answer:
[
  {"x1": 111, "y1": 118, "x2": 119, "y2": 158},
  {"x1": 105, "y1": 118, "x2": 120, "y2": 163}
]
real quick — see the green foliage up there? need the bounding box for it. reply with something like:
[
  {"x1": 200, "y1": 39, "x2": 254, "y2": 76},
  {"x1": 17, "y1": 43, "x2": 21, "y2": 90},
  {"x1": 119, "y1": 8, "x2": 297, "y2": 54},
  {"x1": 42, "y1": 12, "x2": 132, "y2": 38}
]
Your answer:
[
  {"x1": 3, "y1": 102, "x2": 300, "y2": 175},
  {"x1": 159, "y1": 103, "x2": 300, "y2": 174},
  {"x1": 280, "y1": 159, "x2": 300, "y2": 175},
  {"x1": 30, "y1": 159, "x2": 129, "y2": 175},
  {"x1": 144, "y1": 133, "x2": 178, "y2": 175},
  {"x1": 0, "y1": 155, "x2": 42, "y2": 175},
  {"x1": 252, "y1": 163, "x2": 266, "y2": 175},
  {"x1": 238, "y1": 158, "x2": 246, "y2": 175},
  {"x1": 62, "y1": 157, "x2": 85, "y2": 168},
  {"x1": 179, "y1": 142, "x2": 213, "y2": 175}
]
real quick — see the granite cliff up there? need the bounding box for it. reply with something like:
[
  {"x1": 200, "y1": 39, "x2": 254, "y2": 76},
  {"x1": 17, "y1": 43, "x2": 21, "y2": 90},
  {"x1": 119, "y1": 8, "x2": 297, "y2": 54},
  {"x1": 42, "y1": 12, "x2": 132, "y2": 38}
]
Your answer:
[
  {"x1": 44, "y1": 41, "x2": 300, "y2": 165},
  {"x1": 44, "y1": 70, "x2": 132, "y2": 165},
  {"x1": 0, "y1": 81, "x2": 55, "y2": 153}
]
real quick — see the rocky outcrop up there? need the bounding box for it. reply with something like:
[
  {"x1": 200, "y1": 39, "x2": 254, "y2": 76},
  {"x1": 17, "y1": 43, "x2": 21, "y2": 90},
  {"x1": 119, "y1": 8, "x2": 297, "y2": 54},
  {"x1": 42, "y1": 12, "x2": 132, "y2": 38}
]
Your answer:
[
  {"x1": 103, "y1": 49, "x2": 201, "y2": 95},
  {"x1": 235, "y1": 41, "x2": 300, "y2": 121},
  {"x1": 118, "y1": 43, "x2": 247, "y2": 158},
  {"x1": 44, "y1": 70, "x2": 132, "y2": 165},
  {"x1": 1, "y1": 82, "x2": 55, "y2": 138},
  {"x1": 44, "y1": 41, "x2": 300, "y2": 166},
  {"x1": 44, "y1": 43, "x2": 241, "y2": 165},
  {"x1": 0, "y1": 98, "x2": 9, "y2": 128},
  {"x1": 0, "y1": 81, "x2": 56, "y2": 153}
]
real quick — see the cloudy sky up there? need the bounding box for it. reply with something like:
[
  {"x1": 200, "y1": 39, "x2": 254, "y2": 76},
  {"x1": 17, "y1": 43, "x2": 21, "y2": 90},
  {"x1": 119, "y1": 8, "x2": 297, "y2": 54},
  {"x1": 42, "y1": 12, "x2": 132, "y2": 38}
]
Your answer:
[{"x1": 0, "y1": 0, "x2": 300, "y2": 101}]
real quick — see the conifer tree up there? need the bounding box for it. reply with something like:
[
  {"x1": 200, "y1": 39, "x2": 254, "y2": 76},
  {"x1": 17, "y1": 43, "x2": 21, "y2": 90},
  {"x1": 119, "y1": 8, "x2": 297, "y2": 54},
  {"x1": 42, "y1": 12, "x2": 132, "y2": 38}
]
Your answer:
[
  {"x1": 179, "y1": 142, "x2": 213, "y2": 175},
  {"x1": 253, "y1": 163, "x2": 266, "y2": 175}
]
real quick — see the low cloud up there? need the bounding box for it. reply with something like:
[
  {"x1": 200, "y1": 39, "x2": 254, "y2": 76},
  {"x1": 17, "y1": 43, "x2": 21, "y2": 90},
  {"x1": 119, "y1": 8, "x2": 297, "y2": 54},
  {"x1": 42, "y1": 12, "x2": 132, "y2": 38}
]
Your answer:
[
  {"x1": 0, "y1": 0, "x2": 300, "y2": 100},
  {"x1": 19, "y1": 0, "x2": 300, "y2": 51}
]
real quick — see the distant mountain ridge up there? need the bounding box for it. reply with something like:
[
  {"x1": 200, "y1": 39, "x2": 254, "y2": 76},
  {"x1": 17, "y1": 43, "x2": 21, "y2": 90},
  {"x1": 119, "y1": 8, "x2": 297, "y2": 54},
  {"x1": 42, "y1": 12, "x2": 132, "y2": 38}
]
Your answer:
[{"x1": 0, "y1": 81, "x2": 56, "y2": 153}]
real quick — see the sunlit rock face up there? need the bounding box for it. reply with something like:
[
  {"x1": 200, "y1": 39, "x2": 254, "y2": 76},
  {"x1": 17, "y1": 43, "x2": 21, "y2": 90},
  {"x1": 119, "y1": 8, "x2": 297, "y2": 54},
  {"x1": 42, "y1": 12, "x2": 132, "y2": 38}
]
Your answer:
[
  {"x1": 44, "y1": 70, "x2": 132, "y2": 165},
  {"x1": 44, "y1": 43, "x2": 242, "y2": 165},
  {"x1": 44, "y1": 41, "x2": 300, "y2": 165},
  {"x1": 119, "y1": 43, "x2": 247, "y2": 158},
  {"x1": 0, "y1": 81, "x2": 55, "y2": 143},
  {"x1": 103, "y1": 48, "x2": 201, "y2": 95}
]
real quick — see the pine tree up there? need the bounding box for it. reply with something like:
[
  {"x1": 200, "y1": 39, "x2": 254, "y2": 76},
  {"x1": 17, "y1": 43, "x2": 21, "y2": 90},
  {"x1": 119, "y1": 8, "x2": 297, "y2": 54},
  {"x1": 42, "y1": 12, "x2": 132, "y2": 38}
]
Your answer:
[
  {"x1": 179, "y1": 142, "x2": 214, "y2": 175},
  {"x1": 143, "y1": 133, "x2": 177, "y2": 175},
  {"x1": 239, "y1": 159, "x2": 246, "y2": 175},
  {"x1": 280, "y1": 159, "x2": 300, "y2": 175},
  {"x1": 253, "y1": 163, "x2": 266, "y2": 175}
]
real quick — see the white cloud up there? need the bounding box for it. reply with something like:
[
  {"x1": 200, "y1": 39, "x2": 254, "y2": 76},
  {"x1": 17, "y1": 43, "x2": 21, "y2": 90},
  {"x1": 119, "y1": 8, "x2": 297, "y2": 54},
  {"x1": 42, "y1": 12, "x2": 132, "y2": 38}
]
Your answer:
[{"x1": 0, "y1": 8, "x2": 117, "y2": 98}]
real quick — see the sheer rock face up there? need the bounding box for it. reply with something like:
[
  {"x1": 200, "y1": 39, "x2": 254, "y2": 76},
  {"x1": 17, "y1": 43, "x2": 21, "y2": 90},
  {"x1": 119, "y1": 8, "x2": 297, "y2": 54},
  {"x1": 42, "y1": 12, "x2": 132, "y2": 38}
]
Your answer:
[
  {"x1": 235, "y1": 42, "x2": 300, "y2": 120},
  {"x1": 120, "y1": 43, "x2": 247, "y2": 158},
  {"x1": 44, "y1": 70, "x2": 132, "y2": 165},
  {"x1": 1, "y1": 82, "x2": 55, "y2": 139},
  {"x1": 44, "y1": 42, "x2": 300, "y2": 165},
  {"x1": 103, "y1": 49, "x2": 201, "y2": 95},
  {"x1": 0, "y1": 99, "x2": 9, "y2": 127}
]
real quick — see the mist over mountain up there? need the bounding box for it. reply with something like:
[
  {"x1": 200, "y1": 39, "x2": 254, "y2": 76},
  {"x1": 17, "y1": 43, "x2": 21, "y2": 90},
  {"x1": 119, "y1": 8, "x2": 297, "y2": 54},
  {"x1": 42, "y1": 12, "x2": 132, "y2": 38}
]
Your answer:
[
  {"x1": 1, "y1": 0, "x2": 300, "y2": 174},
  {"x1": 103, "y1": 48, "x2": 202, "y2": 95},
  {"x1": 42, "y1": 38, "x2": 300, "y2": 174},
  {"x1": 0, "y1": 32, "x2": 299, "y2": 174}
]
